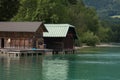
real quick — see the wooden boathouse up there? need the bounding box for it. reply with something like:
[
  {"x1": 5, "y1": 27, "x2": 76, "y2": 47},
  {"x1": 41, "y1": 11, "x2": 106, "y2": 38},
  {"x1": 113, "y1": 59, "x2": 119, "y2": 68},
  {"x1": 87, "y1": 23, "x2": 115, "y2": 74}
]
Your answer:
[
  {"x1": 0, "y1": 22, "x2": 47, "y2": 49},
  {"x1": 0, "y1": 22, "x2": 52, "y2": 57},
  {"x1": 44, "y1": 24, "x2": 77, "y2": 54}
]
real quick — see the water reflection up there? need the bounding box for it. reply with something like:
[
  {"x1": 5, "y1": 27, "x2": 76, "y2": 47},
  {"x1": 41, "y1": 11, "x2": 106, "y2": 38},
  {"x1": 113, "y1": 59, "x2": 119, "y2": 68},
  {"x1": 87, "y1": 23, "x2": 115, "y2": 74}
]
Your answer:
[
  {"x1": 0, "y1": 56, "x2": 43, "y2": 80},
  {"x1": 42, "y1": 55, "x2": 69, "y2": 80},
  {"x1": 1, "y1": 47, "x2": 120, "y2": 80},
  {"x1": 0, "y1": 55, "x2": 69, "y2": 80}
]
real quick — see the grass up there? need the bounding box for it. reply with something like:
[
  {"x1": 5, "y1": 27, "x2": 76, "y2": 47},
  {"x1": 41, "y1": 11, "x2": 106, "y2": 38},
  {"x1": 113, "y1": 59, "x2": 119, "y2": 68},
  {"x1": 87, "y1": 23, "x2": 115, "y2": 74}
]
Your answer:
[
  {"x1": 77, "y1": 47, "x2": 112, "y2": 54},
  {"x1": 111, "y1": 15, "x2": 120, "y2": 18}
]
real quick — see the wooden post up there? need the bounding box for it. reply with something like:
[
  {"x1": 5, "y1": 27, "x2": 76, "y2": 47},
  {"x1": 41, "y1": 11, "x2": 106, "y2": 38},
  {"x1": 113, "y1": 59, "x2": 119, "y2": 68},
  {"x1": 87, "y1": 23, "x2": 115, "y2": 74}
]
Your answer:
[
  {"x1": 19, "y1": 39, "x2": 21, "y2": 49},
  {"x1": 15, "y1": 39, "x2": 16, "y2": 48},
  {"x1": 36, "y1": 39, "x2": 38, "y2": 49},
  {"x1": 0, "y1": 38, "x2": 1, "y2": 48},
  {"x1": 28, "y1": 39, "x2": 29, "y2": 49},
  {"x1": 24, "y1": 39, "x2": 25, "y2": 49}
]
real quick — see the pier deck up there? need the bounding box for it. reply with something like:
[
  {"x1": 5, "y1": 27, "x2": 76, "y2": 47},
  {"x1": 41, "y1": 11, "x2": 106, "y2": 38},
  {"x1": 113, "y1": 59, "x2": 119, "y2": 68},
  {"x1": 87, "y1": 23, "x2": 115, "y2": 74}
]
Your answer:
[
  {"x1": 0, "y1": 48, "x2": 53, "y2": 58},
  {"x1": 0, "y1": 48, "x2": 76, "y2": 58}
]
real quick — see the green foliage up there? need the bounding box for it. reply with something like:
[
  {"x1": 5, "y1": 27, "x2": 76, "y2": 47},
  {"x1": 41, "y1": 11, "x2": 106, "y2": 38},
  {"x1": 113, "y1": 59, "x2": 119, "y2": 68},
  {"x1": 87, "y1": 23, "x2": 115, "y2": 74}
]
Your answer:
[
  {"x1": 64, "y1": 1, "x2": 100, "y2": 33},
  {"x1": 0, "y1": 0, "x2": 19, "y2": 21},
  {"x1": 12, "y1": 0, "x2": 68, "y2": 23},
  {"x1": 82, "y1": 31, "x2": 100, "y2": 46},
  {"x1": 83, "y1": 0, "x2": 120, "y2": 43},
  {"x1": 2, "y1": 0, "x2": 106, "y2": 46},
  {"x1": 97, "y1": 21, "x2": 112, "y2": 42},
  {"x1": 12, "y1": 0, "x2": 38, "y2": 21},
  {"x1": 109, "y1": 23, "x2": 120, "y2": 42},
  {"x1": 83, "y1": 0, "x2": 120, "y2": 17},
  {"x1": 63, "y1": 2, "x2": 101, "y2": 46},
  {"x1": 83, "y1": 0, "x2": 120, "y2": 25},
  {"x1": 68, "y1": 0, "x2": 77, "y2": 5}
]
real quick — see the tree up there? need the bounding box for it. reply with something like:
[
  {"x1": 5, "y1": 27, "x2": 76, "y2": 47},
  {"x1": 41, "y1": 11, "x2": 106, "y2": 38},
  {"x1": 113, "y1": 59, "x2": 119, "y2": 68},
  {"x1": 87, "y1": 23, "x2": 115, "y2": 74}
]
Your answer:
[
  {"x1": 82, "y1": 31, "x2": 100, "y2": 46},
  {"x1": 11, "y1": 0, "x2": 38, "y2": 21},
  {"x1": 0, "y1": 0, "x2": 19, "y2": 21},
  {"x1": 12, "y1": 0, "x2": 68, "y2": 23},
  {"x1": 63, "y1": 1, "x2": 101, "y2": 46},
  {"x1": 68, "y1": 0, "x2": 77, "y2": 5}
]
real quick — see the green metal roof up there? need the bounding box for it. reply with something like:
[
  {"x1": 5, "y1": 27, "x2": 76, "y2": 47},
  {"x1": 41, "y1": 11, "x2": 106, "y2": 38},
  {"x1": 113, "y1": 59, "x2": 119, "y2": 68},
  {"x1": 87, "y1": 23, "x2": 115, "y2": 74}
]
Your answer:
[{"x1": 44, "y1": 24, "x2": 75, "y2": 37}]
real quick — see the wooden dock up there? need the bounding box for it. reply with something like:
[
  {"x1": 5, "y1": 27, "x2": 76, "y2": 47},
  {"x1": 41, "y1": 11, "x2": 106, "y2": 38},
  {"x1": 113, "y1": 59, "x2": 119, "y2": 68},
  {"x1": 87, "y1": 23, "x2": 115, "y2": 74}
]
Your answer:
[
  {"x1": 52, "y1": 49, "x2": 75, "y2": 54},
  {"x1": 0, "y1": 48, "x2": 53, "y2": 58},
  {"x1": 0, "y1": 48, "x2": 76, "y2": 58}
]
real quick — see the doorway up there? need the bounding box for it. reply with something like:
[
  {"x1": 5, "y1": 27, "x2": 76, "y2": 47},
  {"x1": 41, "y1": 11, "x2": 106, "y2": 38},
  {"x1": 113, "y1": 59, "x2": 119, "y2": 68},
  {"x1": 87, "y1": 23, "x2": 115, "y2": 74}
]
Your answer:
[
  {"x1": 32, "y1": 38, "x2": 36, "y2": 48},
  {"x1": 1, "y1": 38, "x2": 4, "y2": 48}
]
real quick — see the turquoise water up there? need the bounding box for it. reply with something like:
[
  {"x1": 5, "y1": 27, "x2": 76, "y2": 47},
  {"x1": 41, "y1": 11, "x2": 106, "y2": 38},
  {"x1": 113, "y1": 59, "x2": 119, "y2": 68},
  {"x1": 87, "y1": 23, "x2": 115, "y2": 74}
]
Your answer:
[{"x1": 1, "y1": 47, "x2": 120, "y2": 80}]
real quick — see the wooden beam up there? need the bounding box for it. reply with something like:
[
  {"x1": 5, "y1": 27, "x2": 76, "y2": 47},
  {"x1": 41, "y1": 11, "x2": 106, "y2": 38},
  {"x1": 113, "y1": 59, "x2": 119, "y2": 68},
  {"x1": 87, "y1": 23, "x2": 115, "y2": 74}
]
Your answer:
[{"x1": 24, "y1": 39, "x2": 25, "y2": 49}]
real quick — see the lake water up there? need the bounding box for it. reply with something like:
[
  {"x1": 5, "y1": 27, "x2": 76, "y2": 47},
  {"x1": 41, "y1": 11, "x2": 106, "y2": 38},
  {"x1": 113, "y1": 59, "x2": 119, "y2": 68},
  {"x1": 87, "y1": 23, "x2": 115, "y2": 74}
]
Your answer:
[{"x1": 0, "y1": 47, "x2": 120, "y2": 80}]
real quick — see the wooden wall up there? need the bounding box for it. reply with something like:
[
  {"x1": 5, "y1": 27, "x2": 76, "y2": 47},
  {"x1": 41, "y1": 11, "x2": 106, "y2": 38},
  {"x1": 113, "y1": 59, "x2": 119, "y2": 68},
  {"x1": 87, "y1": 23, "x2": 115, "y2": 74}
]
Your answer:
[
  {"x1": 2, "y1": 38, "x2": 32, "y2": 48},
  {"x1": 63, "y1": 37, "x2": 74, "y2": 49},
  {"x1": 0, "y1": 31, "x2": 44, "y2": 49},
  {"x1": 44, "y1": 37, "x2": 64, "y2": 50},
  {"x1": 44, "y1": 37, "x2": 74, "y2": 50},
  {"x1": 63, "y1": 32, "x2": 74, "y2": 49},
  {"x1": 0, "y1": 32, "x2": 34, "y2": 38}
]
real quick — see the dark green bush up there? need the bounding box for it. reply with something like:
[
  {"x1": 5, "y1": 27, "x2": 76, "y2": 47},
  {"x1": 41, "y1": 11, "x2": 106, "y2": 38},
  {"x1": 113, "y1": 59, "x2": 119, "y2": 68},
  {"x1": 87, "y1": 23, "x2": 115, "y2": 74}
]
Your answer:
[{"x1": 82, "y1": 31, "x2": 100, "y2": 46}]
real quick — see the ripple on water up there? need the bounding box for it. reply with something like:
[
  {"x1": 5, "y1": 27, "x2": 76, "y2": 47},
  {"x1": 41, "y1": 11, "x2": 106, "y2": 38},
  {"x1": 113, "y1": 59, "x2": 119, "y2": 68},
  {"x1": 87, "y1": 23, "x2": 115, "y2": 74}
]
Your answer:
[
  {"x1": 71, "y1": 60, "x2": 120, "y2": 64},
  {"x1": 1, "y1": 47, "x2": 120, "y2": 80}
]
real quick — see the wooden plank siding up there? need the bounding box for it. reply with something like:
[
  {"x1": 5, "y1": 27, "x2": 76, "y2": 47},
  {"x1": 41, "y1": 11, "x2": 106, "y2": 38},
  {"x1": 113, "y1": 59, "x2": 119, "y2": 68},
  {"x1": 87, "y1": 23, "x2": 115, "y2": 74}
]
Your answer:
[
  {"x1": 44, "y1": 37, "x2": 63, "y2": 50},
  {"x1": 63, "y1": 37, "x2": 74, "y2": 49},
  {"x1": 63, "y1": 31, "x2": 75, "y2": 49},
  {"x1": 1, "y1": 36, "x2": 33, "y2": 49},
  {"x1": 0, "y1": 32, "x2": 34, "y2": 38},
  {"x1": 0, "y1": 22, "x2": 47, "y2": 49}
]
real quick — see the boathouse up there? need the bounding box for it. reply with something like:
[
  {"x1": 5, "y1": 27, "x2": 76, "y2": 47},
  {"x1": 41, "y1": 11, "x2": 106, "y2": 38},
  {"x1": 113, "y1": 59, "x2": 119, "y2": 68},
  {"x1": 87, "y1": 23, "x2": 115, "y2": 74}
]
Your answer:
[
  {"x1": 44, "y1": 24, "x2": 77, "y2": 53},
  {"x1": 0, "y1": 22, "x2": 47, "y2": 49}
]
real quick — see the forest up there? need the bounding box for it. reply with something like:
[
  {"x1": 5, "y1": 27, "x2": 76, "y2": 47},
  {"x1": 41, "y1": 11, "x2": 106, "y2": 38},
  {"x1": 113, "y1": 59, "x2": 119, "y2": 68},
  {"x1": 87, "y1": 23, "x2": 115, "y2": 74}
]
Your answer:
[
  {"x1": 83, "y1": 0, "x2": 120, "y2": 18},
  {"x1": 83, "y1": 0, "x2": 120, "y2": 42},
  {"x1": 0, "y1": 0, "x2": 117, "y2": 46}
]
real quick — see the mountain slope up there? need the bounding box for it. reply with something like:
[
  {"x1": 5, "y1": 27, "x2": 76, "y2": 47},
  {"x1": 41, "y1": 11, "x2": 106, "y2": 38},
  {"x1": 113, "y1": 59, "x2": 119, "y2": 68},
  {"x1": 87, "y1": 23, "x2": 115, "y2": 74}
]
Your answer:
[{"x1": 83, "y1": 0, "x2": 120, "y2": 19}]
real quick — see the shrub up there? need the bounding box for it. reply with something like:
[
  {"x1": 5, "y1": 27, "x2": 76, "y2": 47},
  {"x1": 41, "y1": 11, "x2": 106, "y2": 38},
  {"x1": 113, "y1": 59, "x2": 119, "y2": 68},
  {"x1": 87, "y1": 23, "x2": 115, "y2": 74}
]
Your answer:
[{"x1": 82, "y1": 31, "x2": 100, "y2": 46}]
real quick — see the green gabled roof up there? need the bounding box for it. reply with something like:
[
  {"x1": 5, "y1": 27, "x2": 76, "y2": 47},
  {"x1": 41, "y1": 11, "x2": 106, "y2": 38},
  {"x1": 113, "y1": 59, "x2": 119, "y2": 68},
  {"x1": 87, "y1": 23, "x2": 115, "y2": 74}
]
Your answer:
[{"x1": 43, "y1": 24, "x2": 76, "y2": 38}]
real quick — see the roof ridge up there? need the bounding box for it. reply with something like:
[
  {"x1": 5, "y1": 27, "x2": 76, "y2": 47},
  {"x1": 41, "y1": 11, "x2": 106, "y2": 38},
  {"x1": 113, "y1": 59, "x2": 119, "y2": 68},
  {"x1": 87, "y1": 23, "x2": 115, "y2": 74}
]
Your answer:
[{"x1": 45, "y1": 24, "x2": 74, "y2": 27}]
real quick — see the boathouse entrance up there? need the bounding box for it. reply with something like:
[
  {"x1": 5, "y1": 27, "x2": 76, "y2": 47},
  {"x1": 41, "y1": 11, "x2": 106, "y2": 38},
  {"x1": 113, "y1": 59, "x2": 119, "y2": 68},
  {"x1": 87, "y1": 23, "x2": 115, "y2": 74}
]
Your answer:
[{"x1": 1, "y1": 38, "x2": 4, "y2": 48}]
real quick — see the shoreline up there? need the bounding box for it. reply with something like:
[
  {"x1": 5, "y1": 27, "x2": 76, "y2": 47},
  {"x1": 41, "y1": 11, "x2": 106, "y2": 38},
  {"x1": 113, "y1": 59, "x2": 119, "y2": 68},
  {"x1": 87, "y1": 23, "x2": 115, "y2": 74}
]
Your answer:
[
  {"x1": 75, "y1": 43, "x2": 120, "y2": 50},
  {"x1": 96, "y1": 43, "x2": 120, "y2": 47}
]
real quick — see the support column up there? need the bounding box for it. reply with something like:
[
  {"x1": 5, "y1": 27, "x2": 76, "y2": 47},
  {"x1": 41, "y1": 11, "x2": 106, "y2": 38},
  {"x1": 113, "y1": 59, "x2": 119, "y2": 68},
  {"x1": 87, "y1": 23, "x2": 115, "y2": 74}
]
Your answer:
[
  {"x1": 28, "y1": 39, "x2": 31, "y2": 49},
  {"x1": 36, "y1": 39, "x2": 38, "y2": 49},
  {"x1": 15, "y1": 39, "x2": 16, "y2": 48},
  {"x1": 19, "y1": 39, "x2": 21, "y2": 49},
  {"x1": 24, "y1": 39, "x2": 25, "y2": 49},
  {"x1": 0, "y1": 38, "x2": 1, "y2": 48}
]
